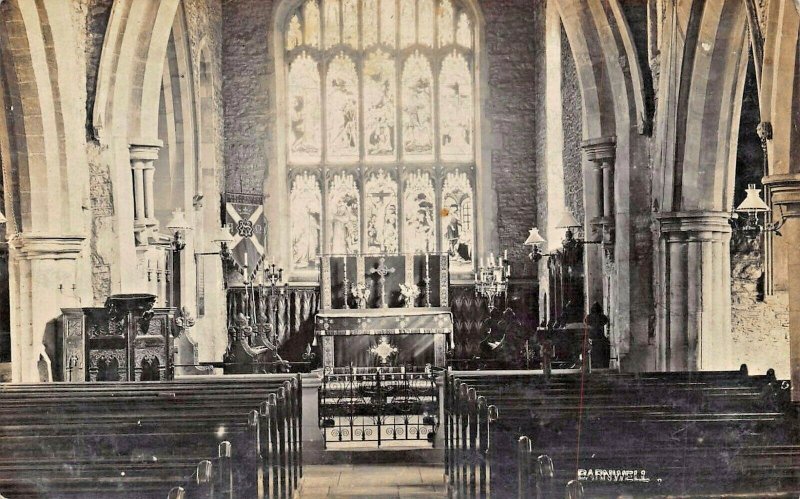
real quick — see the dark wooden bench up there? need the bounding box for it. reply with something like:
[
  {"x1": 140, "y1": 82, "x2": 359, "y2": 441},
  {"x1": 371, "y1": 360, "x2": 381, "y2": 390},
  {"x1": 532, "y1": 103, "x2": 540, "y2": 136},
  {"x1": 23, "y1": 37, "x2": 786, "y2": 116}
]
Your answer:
[
  {"x1": 444, "y1": 367, "x2": 800, "y2": 498},
  {"x1": 0, "y1": 375, "x2": 302, "y2": 499}
]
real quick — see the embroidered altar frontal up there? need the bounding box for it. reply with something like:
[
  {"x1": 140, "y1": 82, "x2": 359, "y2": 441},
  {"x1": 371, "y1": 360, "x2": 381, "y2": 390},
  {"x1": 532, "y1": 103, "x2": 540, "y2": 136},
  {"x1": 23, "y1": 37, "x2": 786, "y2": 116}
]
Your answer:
[
  {"x1": 315, "y1": 308, "x2": 453, "y2": 368},
  {"x1": 316, "y1": 254, "x2": 453, "y2": 368}
]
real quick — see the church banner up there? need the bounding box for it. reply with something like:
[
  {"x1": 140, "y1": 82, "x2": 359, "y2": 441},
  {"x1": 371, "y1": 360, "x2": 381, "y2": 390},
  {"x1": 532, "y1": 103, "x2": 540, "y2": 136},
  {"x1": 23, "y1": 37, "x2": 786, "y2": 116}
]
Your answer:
[{"x1": 225, "y1": 192, "x2": 266, "y2": 281}]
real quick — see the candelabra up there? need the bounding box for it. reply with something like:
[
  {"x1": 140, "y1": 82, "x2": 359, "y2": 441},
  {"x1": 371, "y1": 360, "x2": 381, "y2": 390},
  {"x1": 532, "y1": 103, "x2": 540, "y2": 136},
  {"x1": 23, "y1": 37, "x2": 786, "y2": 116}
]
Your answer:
[
  {"x1": 474, "y1": 250, "x2": 510, "y2": 312},
  {"x1": 263, "y1": 262, "x2": 285, "y2": 295}
]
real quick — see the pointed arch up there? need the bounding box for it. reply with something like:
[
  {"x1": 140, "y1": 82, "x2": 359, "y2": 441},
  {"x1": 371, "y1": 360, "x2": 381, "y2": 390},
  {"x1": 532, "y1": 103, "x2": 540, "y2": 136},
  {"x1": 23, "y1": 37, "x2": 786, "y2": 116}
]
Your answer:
[
  {"x1": 0, "y1": 0, "x2": 92, "y2": 381},
  {"x1": 555, "y1": 0, "x2": 651, "y2": 366}
]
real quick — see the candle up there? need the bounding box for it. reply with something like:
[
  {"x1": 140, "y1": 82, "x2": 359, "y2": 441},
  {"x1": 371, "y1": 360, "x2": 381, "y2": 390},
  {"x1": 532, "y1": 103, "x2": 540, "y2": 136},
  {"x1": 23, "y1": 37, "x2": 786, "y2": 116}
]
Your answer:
[
  {"x1": 425, "y1": 253, "x2": 430, "y2": 277},
  {"x1": 504, "y1": 249, "x2": 508, "y2": 260},
  {"x1": 244, "y1": 252, "x2": 248, "y2": 269},
  {"x1": 343, "y1": 255, "x2": 347, "y2": 276}
]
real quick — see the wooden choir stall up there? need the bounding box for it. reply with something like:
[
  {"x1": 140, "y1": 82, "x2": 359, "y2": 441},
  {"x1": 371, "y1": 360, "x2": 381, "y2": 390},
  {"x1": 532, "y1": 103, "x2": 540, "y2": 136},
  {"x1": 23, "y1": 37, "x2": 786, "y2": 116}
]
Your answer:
[{"x1": 314, "y1": 253, "x2": 453, "y2": 369}]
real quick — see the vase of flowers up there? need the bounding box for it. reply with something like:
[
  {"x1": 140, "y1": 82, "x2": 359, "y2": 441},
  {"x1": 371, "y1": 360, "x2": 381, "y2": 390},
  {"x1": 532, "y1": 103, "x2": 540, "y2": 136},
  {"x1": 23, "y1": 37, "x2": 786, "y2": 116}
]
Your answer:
[
  {"x1": 352, "y1": 284, "x2": 371, "y2": 309},
  {"x1": 400, "y1": 283, "x2": 420, "y2": 308}
]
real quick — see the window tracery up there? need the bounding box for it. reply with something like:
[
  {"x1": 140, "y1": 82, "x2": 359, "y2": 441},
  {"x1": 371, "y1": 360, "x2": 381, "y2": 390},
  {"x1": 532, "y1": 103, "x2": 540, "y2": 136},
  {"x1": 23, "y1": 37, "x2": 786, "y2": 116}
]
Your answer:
[{"x1": 284, "y1": 0, "x2": 477, "y2": 275}]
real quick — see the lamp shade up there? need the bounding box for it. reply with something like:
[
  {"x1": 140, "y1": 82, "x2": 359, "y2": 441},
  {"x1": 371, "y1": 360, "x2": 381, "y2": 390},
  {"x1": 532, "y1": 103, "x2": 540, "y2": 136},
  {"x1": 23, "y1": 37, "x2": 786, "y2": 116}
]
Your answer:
[
  {"x1": 524, "y1": 227, "x2": 546, "y2": 246},
  {"x1": 212, "y1": 225, "x2": 234, "y2": 245},
  {"x1": 555, "y1": 211, "x2": 581, "y2": 229},
  {"x1": 735, "y1": 184, "x2": 770, "y2": 214},
  {"x1": 166, "y1": 209, "x2": 192, "y2": 231}
]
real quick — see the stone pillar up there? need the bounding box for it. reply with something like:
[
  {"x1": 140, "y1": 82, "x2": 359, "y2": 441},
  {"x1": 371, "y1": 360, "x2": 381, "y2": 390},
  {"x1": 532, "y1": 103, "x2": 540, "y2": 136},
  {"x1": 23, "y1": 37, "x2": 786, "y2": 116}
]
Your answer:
[
  {"x1": 656, "y1": 212, "x2": 733, "y2": 371},
  {"x1": 8, "y1": 234, "x2": 86, "y2": 382},
  {"x1": 762, "y1": 173, "x2": 800, "y2": 401},
  {"x1": 129, "y1": 140, "x2": 162, "y2": 245},
  {"x1": 581, "y1": 137, "x2": 616, "y2": 326}
]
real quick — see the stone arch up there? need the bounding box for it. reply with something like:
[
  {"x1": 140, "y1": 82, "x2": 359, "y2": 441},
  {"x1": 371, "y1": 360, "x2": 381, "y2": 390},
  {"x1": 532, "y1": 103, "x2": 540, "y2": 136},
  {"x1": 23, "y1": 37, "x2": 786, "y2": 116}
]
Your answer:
[
  {"x1": 761, "y1": 0, "x2": 800, "y2": 178},
  {"x1": 760, "y1": 0, "x2": 800, "y2": 400},
  {"x1": 92, "y1": 0, "x2": 181, "y2": 294},
  {"x1": 655, "y1": 0, "x2": 750, "y2": 213},
  {"x1": 649, "y1": 0, "x2": 751, "y2": 372},
  {"x1": 0, "y1": 0, "x2": 92, "y2": 381},
  {"x1": 554, "y1": 0, "x2": 651, "y2": 369}
]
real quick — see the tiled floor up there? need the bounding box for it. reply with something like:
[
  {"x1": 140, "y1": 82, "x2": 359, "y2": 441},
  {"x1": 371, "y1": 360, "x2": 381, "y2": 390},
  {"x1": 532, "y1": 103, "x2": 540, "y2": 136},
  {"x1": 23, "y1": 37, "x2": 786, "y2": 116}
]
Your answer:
[{"x1": 297, "y1": 464, "x2": 446, "y2": 498}]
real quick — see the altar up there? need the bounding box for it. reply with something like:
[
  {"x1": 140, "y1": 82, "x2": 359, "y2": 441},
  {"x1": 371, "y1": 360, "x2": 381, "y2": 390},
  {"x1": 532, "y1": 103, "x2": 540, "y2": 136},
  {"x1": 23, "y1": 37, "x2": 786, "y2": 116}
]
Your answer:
[{"x1": 315, "y1": 254, "x2": 453, "y2": 369}]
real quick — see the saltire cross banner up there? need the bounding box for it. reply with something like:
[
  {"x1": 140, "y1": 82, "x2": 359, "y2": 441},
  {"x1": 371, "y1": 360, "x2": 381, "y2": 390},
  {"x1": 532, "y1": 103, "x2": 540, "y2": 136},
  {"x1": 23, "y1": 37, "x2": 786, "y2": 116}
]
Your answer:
[{"x1": 225, "y1": 192, "x2": 267, "y2": 282}]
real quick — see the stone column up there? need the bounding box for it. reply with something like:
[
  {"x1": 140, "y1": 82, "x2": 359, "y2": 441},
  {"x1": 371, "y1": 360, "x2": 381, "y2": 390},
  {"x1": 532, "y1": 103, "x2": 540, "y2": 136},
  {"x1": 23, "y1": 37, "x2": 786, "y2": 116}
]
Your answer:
[
  {"x1": 656, "y1": 212, "x2": 733, "y2": 371},
  {"x1": 129, "y1": 140, "x2": 162, "y2": 245},
  {"x1": 581, "y1": 137, "x2": 616, "y2": 322},
  {"x1": 8, "y1": 234, "x2": 86, "y2": 382},
  {"x1": 762, "y1": 173, "x2": 800, "y2": 401}
]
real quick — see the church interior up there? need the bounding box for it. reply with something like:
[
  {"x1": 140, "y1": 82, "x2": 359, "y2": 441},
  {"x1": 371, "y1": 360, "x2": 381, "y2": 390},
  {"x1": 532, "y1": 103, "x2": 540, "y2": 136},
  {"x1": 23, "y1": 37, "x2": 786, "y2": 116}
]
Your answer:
[{"x1": 1, "y1": 0, "x2": 800, "y2": 497}]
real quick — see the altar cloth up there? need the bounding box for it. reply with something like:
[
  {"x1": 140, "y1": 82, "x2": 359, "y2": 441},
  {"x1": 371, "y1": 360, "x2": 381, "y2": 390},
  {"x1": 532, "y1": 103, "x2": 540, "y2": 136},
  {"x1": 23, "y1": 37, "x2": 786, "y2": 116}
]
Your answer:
[{"x1": 315, "y1": 308, "x2": 453, "y2": 336}]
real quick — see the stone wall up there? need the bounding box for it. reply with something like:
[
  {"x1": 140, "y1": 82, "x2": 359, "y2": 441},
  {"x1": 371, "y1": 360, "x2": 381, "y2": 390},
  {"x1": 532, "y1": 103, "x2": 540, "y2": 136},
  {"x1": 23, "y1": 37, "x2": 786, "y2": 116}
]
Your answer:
[
  {"x1": 730, "y1": 236, "x2": 790, "y2": 378},
  {"x1": 483, "y1": 0, "x2": 543, "y2": 271},
  {"x1": 560, "y1": 26, "x2": 583, "y2": 224},
  {"x1": 222, "y1": 0, "x2": 274, "y2": 195}
]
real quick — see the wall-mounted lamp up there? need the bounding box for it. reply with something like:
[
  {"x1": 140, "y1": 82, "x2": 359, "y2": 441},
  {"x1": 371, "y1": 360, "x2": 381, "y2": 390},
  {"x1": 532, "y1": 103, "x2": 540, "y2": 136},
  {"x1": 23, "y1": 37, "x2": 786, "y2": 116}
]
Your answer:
[
  {"x1": 211, "y1": 225, "x2": 235, "y2": 262},
  {"x1": 732, "y1": 184, "x2": 787, "y2": 238},
  {"x1": 524, "y1": 227, "x2": 549, "y2": 262},
  {"x1": 525, "y1": 210, "x2": 602, "y2": 262},
  {"x1": 166, "y1": 209, "x2": 192, "y2": 251}
]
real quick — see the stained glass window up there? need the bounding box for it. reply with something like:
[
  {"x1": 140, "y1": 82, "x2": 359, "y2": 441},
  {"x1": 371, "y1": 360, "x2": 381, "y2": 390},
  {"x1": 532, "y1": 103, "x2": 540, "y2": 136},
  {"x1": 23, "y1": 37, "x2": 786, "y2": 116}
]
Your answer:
[
  {"x1": 290, "y1": 173, "x2": 323, "y2": 269},
  {"x1": 284, "y1": 0, "x2": 477, "y2": 273},
  {"x1": 327, "y1": 173, "x2": 361, "y2": 253},
  {"x1": 365, "y1": 170, "x2": 399, "y2": 253}
]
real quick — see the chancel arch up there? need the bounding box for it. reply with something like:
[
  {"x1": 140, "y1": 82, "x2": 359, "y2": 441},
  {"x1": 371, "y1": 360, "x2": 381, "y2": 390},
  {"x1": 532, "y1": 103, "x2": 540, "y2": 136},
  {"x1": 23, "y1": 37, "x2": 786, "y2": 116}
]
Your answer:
[{"x1": 270, "y1": 0, "x2": 490, "y2": 283}]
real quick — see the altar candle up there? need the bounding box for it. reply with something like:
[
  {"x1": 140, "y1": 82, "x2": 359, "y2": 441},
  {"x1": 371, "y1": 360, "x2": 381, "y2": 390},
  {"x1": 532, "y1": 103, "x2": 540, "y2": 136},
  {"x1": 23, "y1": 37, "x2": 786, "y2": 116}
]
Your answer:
[
  {"x1": 489, "y1": 253, "x2": 495, "y2": 266},
  {"x1": 343, "y1": 255, "x2": 347, "y2": 276},
  {"x1": 504, "y1": 249, "x2": 508, "y2": 261},
  {"x1": 425, "y1": 253, "x2": 430, "y2": 277},
  {"x1": 244, "y1": 252, "x2": 248, "y2": 269}
]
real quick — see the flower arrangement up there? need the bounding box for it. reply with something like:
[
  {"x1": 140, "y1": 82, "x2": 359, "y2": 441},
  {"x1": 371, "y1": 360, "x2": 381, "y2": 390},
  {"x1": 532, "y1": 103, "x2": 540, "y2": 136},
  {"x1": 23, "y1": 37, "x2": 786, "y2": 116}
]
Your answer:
[
  {"x1": 352, "y1": 283, "x2": 371, "y2": 309},
  {"x1": 400, "y1": 282, "x2": 420, "y2": 308}
]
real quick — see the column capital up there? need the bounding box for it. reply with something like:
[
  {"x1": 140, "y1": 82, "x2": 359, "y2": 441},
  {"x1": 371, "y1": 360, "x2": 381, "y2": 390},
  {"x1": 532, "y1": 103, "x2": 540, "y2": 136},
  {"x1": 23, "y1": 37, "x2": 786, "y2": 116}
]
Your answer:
[
  {"x1": 763, "y1": 174, "x2": 800, "y2": 217},
  {"x1": 9, "y1": 233, "x2": 86, "y2": 260},
  {"x1": 656, "y1": 211, "x2": 732, "y2": 237},
  {"x1": 581, "y1": 136, "x2": 617, "y2": 163},
  {"x1": 129, "y1": 139, "x2": 163, "y2": 161}
]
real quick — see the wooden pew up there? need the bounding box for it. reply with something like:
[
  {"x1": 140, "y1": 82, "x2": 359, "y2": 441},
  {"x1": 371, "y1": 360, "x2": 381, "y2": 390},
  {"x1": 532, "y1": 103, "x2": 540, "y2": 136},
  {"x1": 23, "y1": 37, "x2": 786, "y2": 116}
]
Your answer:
[
  {"x1": 444, "y1": 368, "x2": 800, "y2": 498},
  {"x1": 0, "y1": 375, "x2": 302, "y2": 499}
]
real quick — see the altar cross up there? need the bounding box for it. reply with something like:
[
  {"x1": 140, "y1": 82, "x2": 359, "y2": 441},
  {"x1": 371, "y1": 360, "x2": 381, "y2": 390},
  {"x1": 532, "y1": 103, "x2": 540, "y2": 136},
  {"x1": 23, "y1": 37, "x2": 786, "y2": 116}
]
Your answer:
[{"x1": 369, "y1": 257, "x2": 395, "y2": 308}]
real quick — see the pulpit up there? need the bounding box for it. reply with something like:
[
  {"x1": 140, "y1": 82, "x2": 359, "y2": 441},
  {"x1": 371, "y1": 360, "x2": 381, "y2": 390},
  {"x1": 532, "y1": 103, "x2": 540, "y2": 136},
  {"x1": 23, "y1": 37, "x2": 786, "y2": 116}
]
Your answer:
[
  {"x1": 58, "y1": 294, "x2": 175, "y2": 381},
  {"x1": 315, "y1": 254, "x2": 453, "y2": 369}
]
